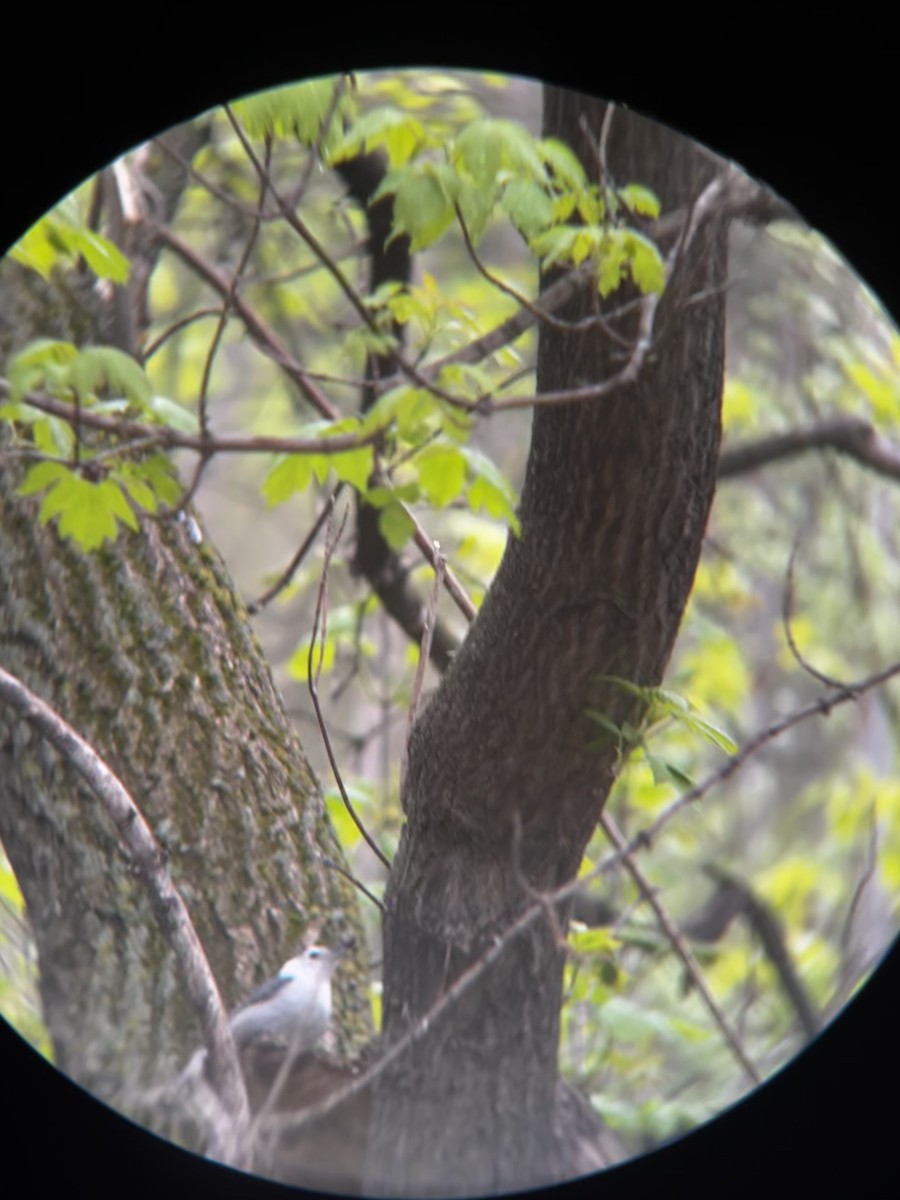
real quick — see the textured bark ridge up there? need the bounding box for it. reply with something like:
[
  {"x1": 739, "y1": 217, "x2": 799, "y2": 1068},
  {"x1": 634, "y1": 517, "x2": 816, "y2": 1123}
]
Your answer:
[
  {"x1": 368, "y1": 91, "x2": 729, "y2": 1195},
  {"x1": 0, "y1": 457, "x2": 368, "y2": 1103},
  {"x1": 0, "y1": 128, "x2": 370, "y2": 1122}
]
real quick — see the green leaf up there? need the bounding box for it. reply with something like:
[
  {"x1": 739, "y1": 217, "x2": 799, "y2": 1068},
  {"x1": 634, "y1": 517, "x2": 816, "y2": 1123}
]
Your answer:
[
  {"x1": 71, "y1": 347, "x2": 152, "y2": 406},
  {"x1": 414, "y1": 444, "x2": 467, "y2": 507},
  {"x1": 36, "y1": 472, "x2": 137, "y2": 550},
  {"x1": 678, "y1": 712, "x2": 737, "y2": 754},
  {"x1": 8, "y1": 340, "x2": 78, "y2": 405},
  {"x1": 586, "y1": 709, "x2": 623, "y2": 739},
  {"x1": 362, "y1": 385, "x2": 435, "y2": 440},
  {"x1": 378, "y1": 502, "x2": 415, "y2": 550},
  {"x1": 289, "y1": 633, "x2": 335, "y2": 679},
  {"x1": 325, "y1": 790, "x2": 367, "y2": 850},
  {"x1": 376, "y1": 163, "x2": 457, "y2": 252},
  {"x1": 139, "y1": 454, "x2": 183, "y2": 506},
  {"x1": 10, "y1": 218, "x2": 129, "y2": 283},
  {"x1": 454, "y1": 119, "x2": 546, "y2": 191},
  {"x1": 261, "y1": 454, "x2": 313, "y2": 506},
  {"x1": 32, "y1": 416, "x2": 74, "y2": 457},
  {"x1": 17, "y1": 461, "x2": 70, "y2": 497},
  {"x1": 592, "y1": 675, "x2": 645, "y2": 700},
  {"x1": 233, "y1": 79, "x2": 347, "y2": 144},
  {"x1": 569, "y1": 926, "x2": 620, "y2": 956},
  {"x1": 644, "y1": 751, "x2": 695, "y2": 792},
  {"x1": 501, "y1": 178, "x2": 554, "y2": 239},
  {"x1": 146, "y1": 395, "x2": 196, "y2": 431},
  {"x1": 618, "y1": 184, "x2": 662, "y2": 218},
  {"x1": 539, "y1": 138, "x2": 588, "y2": 190},
  {"x1": 623, "y1": 231, "x2": 665, "y2": 295},
  {"x1": 460, "y1": 446, "x2": 520, "y2": 533},
  {"x1": 331, "y1": 446, "x2": 374, "y2": 492},
  {"x1": 657, "y1": 686, "x2": 691, "y2": 710},
  {"x1": 70, "y1": 228, "x2": 130, "y2": 283},
  {"x1": 9, "y1": 221, "x2": 61, "y2": 279},
  {"x1": 455, "y1": 176, "x2": 495, "y2": 245},
  {"x1": 596, "y1": 232, "x2": 629, "y2": 297},
  {"x1": 530, "y1": 225, "x2": 583, "y2": 269},
  {"x1": 119, "y1": 471, "x2": 157, "y2": 513},
  {"x1": 331, "y1": 107, "x2": 427, "y2": 167}
]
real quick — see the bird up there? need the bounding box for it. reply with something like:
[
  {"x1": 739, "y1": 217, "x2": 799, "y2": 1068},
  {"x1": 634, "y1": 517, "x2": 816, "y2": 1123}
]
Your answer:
[{"x1": 228, "y1": 944, "x2": 342, "y2": 1052}]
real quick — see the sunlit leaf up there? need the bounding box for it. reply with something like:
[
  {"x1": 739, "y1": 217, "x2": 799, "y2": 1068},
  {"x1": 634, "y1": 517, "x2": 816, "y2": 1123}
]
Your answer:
[
  {"x1": 618, "y1": 184, "x2": 661, "y2": 218},
  {"x1": 378, "y1": 501, "x2": 416, "y2": 550},
  {"x1": 71, "y1": 347, "x2": 152, "y2": 407},
  {"x1": 261, "y1": 454, "x2": 314, "y2": 506}
]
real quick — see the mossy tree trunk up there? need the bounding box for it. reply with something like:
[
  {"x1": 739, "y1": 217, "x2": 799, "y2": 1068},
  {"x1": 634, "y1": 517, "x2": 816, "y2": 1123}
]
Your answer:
[{"x1": 0, "y1": 131, "x2": 369, "y2": 1126}]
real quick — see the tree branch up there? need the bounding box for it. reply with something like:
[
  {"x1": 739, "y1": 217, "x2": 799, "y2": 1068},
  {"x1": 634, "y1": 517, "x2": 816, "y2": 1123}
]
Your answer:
[
  {"x1": 0, "y1": 380, "x2": 378, "y2": 457},
  {"x1": 719, "y1": 417, "x2": 900, "y2": 482},
  {"x1": 0, "y1": 665, "x2": 252, "y2": 1165},
  {"x1": 598, "y1": 812, "x2": 761, "y2": 1086}
]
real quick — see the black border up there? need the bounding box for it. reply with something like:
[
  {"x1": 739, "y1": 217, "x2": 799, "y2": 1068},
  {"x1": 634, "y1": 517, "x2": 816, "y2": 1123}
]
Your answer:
[{"x1": 3, "y1": 26, "x2": 897, "y2": 1200}]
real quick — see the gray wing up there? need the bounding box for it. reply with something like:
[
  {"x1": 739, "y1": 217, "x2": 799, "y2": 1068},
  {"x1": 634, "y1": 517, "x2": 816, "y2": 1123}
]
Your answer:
[{"x1": 233, "y1": 972, "x2": 290, "y2": 1015}]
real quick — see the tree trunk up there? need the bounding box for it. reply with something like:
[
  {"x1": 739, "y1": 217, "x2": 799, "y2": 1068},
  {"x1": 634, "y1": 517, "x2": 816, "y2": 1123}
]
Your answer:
[
  {"x1": 367, "y1": 88, "x2": 728, "y2": 1196},
  {"x1": 0, "y1": 133, "x2": 370, "y2": 1129},
  {"x1": 0, "y1": 463, "x2": 368, "y2": 1098}
]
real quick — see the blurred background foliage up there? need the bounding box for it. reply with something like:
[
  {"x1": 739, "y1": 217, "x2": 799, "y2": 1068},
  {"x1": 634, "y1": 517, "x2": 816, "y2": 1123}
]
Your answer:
[{"x1": 2, "y1": 69, "x2": 899, "y2": 1163}]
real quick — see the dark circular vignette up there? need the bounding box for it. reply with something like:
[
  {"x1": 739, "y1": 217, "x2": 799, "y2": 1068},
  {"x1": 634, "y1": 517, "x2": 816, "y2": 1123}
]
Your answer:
[{"x1": 2, "y1": 29, "x2": 897, "y2": 1200}]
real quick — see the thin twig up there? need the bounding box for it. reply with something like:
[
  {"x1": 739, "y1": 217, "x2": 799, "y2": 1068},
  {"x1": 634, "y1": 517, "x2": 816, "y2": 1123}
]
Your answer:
[
  {"x1": 225, "y1": 104, "x2": 487, "y2": 418},
  {"x1": 307, "y1": 510, "x2": 391, "y2": 871},
  {"x1": 259, "y1": 651, "x2": 900, "y2": 1146},
  {"x1": 400, "y1": 545, "x2": 445, "y2": 793},
  {"x1": 454, "y1": 203, "x2": 578, "y2": 335},
  {"x1": 840, "y1": 798, "x2": 879, "y2": 954},
  {"x1": 718, "y1": 417, "x2": 900, "y2": 484},
  {"x1": 402, "y1": 501, "x2": 477, "y2": 623},
  {"x1": 322, "y1": 857, "x2": 386, "y2": 913},
  {"x1": 609, "y1": 656, "x2": 900, "y2": 866},
  {"x1": 247, "y1": 487, "x2": 341, "y2": 615},
  {"x1": 598, "y1": 811, "x2": 761, "y2": 1086},
  {"x1": 0, "y1": 665, "x2": 252, "y2": 1165},
  {"x1": 147, "y1": 219, "x2": 338, "y2": 420},
  {"x1": 0, "y1": 381, "x2": 380, "y2": 457},
  {"x1": 782, "y1": 534, "x2": 850, "y2": 689},
  {"x1": 143, "y1": 308, "x2": 224, "y2": 361}
]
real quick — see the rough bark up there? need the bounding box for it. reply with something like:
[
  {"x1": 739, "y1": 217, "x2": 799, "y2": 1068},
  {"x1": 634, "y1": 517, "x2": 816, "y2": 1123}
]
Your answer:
[
  {"x1": 0, "y1": 130, "x2": 369, "y2": 1149},
  {"x1": 367, "y1": 90, "x2": 729, "y2": 1196},
  {"x1": 0, "y1": 460, "x2": 367, "y2": 1086}
]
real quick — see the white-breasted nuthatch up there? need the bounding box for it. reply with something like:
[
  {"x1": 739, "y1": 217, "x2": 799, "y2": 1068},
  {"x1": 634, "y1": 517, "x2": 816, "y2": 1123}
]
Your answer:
[
  {"x1": 173, "y1": 945, "x2": 343, "y2": 1097},
  {"x1": 228, "y1": 944, "x2": 342, "y2": 1052}
]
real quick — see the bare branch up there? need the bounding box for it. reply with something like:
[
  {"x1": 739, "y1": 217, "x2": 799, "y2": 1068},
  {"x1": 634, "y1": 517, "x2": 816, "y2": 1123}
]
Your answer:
[
  {"x1": 402, "y1": 500, "x2": 477, "y2": 623},
  {"x1": 322, "y1": 857, "x2": 386, "y2": 914},
  {"x1": 599, "y1": 812, "x2": 761, "y2": 1086},
  {"x1": 401, "y1": 545, "x2": 445, "y2": 793},
  {"x1": 147, "y1": 220, "x2": 338, "y2": 419},
  {"x1": 260, "y1": 649, "x2": 900, "y2": 1148},
  {"x1": 781, "y1": 534, "x2": 850, "y2": 689},
  {"x1": 0, "y1": 380, "x2": 380, "y2": 458},
  {"x1": 0, "y1": 665, "x2": 252, "y2": 1165},
  {"x1": 719, "y1": 417, "x2": 900, "y2": 483},
  {"x1": 307, "y1": 510, "x2": 391, "y2": 871},
  {"x1": 247, "y1": 487, "x2": 342, "y2": 615},
  {"x1": 610, "y1": 656, "x2": 900, "y2": 866}
]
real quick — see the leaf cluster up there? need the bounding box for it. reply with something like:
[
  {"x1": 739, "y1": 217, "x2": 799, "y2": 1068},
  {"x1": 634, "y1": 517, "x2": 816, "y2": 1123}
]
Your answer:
[{"x1": 3, "y1": 340, "x2": 183, "y2": 549}]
